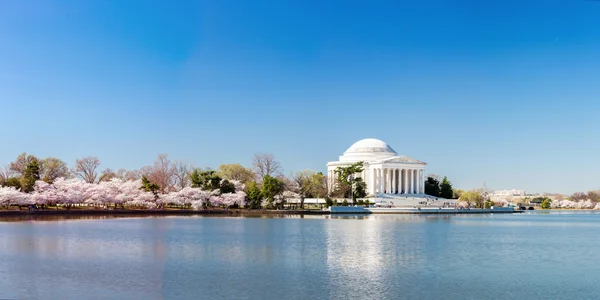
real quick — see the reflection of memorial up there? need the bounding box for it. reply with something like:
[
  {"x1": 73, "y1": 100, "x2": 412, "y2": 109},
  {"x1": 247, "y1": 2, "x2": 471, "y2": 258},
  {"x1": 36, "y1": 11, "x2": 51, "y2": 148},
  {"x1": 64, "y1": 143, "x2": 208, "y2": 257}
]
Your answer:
[{"x1": 323, "y1": 215, "x2": 457, "y2": 299}]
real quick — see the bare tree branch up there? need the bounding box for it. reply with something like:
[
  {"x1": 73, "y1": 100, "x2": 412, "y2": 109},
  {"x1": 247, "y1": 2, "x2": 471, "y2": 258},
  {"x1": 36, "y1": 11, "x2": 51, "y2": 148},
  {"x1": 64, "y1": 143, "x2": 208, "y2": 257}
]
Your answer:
[
  {"x1": 173, "y1": 161, "x2": 192, "y2": 190},
  {"x1": 252, "y1": 153, "x2": 282, "y2": 180},
  {"x1": 141, "y1": 154, "x2": 177, "y2": 193},
  {"x1": 75, "y1": 156, "x2": 100, "y2": 184}
]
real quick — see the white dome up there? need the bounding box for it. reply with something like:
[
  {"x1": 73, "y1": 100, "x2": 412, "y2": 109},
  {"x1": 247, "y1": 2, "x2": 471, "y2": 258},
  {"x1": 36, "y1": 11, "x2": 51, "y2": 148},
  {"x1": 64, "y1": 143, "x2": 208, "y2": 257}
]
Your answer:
[
  {"x1": 337, "y1": 138, "x2": 397, "y2": 162},
  {"x1": 344, "y1": 138, "x2": 396, "y2": 154}
]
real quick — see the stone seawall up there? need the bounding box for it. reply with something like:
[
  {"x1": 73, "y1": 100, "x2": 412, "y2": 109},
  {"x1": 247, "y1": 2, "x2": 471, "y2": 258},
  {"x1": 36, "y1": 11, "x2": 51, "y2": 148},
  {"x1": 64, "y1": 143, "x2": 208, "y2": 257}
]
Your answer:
[{"x1": 330, "y1": 206, "x2": 518, "y2": 214}]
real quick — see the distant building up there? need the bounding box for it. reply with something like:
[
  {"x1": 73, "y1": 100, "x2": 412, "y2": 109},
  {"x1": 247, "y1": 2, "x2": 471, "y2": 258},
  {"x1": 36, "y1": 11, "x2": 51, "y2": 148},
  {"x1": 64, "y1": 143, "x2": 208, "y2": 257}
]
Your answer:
[{"x1": 493, "y1": 189, "x2": 525, "y2": 197}]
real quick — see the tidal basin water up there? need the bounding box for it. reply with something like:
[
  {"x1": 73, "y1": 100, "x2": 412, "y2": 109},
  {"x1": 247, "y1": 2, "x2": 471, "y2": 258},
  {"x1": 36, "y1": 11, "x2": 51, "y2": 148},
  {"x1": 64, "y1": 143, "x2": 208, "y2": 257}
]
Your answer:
[{"x1": 2, "y1": 211, "x2": 600, "y2": 299}]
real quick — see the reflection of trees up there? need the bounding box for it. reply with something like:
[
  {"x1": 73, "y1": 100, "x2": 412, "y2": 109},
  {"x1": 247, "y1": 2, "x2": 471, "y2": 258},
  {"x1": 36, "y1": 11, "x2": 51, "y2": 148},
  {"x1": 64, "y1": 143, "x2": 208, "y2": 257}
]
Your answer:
[{"x1": 150, "y1": 218, "x2": 168, "y2": 298}]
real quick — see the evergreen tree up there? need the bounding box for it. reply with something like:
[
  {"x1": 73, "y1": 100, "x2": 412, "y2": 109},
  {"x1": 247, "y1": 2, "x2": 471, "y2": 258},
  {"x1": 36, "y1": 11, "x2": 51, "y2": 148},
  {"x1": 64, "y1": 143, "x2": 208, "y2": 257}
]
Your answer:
[
  {"x1": 424, "y1": 176, "x2": 440, "y2": 197},
  {"x1": 219, "y1": 179, "x2": 236, "y2": 194},
  {"x1": 140, "y1": 175, "x2": 160, "y2": 201},
  {"x1": 20, "y1": 157, "x2": 40, "y2": 193},
  {"x1": 353, "y1": 177, "x2": 368, "y2": 199},
  {"x1": 261, "y1": 175, "x2": 284, "y2": 209},
  {"x1": 333, "y1": 161, "x2": 365, "y2": 204},
  {"x1": 439, "y1": 176, "x2": 454, "y2": 199},
  {"x1": 190, "y1": 169, "x2": 222, "y2": 191}
]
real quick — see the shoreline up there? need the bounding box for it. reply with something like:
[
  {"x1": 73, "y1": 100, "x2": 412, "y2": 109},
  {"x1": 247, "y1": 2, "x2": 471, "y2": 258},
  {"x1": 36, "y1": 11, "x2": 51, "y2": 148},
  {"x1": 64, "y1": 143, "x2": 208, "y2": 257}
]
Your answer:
[
  {"x1": 0, "y1": 209, "x2": 330, "y2": 217},
  {"x1": 2, "y1": 207, "x2": 593, "y2": 219}
]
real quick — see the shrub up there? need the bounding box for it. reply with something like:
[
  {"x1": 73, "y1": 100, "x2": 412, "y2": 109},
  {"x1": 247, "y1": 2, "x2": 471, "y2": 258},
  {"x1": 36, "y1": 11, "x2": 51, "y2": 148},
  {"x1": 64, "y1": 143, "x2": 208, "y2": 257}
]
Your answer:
[{"x1": 541, "y1": 199, "x2": 552, "y2": 209}]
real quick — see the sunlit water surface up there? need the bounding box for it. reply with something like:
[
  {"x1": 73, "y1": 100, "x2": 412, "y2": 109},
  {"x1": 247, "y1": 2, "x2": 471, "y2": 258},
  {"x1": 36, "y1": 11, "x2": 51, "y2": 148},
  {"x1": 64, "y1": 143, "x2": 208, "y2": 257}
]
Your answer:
[{"x1": 2, "y1": 211, "x2": 600, "y2": 299}]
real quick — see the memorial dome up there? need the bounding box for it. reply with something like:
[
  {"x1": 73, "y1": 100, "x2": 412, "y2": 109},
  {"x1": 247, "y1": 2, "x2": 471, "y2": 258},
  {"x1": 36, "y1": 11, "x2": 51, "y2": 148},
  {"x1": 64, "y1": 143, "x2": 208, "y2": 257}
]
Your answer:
[
  {"x1": 339, "y1": 138, "x2": 397, "y2": 162},
  {"x1": 344, "y1": 138, "x2": 396, "y2": 154}
]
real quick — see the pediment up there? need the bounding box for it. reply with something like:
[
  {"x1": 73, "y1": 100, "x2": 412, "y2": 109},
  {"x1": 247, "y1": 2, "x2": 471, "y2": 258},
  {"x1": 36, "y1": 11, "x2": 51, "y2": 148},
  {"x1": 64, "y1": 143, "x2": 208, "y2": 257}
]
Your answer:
[{"x1": 376, "y1": 156, "x2": 426, "y2": 165}]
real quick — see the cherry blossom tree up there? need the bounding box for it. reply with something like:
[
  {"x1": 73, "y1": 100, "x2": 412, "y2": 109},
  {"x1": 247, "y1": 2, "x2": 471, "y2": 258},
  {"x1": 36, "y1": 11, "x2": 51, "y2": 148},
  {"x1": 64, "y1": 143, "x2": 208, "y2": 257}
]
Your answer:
[{"x1": 0, "y1": 186, "x2": 30, "y2": 208}]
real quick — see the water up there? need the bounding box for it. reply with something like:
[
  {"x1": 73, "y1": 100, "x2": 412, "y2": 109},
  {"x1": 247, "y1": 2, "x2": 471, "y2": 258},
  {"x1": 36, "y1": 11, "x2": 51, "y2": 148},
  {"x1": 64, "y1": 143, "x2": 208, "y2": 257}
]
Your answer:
[{"x1": 1, "y1": 211, "x2": 600, "y2": 299}]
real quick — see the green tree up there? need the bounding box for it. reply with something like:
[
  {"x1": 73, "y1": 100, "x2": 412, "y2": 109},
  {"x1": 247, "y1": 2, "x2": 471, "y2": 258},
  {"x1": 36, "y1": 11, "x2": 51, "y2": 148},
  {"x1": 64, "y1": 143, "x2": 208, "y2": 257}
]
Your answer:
[
  {"x1": 190, "y1": 169, "x2": 222, "y2": 191},
  {"x1": 333, "y1": 161, "x2": 365, "y2": 204},
  {"x1": 244, "y1": 181, "x2": 263, "y2": 209},
  {"x1": 20, "y1": 157, "x2": 41, "y2": 193},
  {"x1": 293, "y1": 170, "x2": 327, "y2": 208},
  {"x1": 219, "y1": 179, "x2": 236, "y2": 194},
  {"x1": 261, "y1": 175, "x2": 285, "y2": 209},
  {"x1": 460, "y1": 190, "x2": 484, "y2": 208},
  {"x1": 541, "y1": 198, "x2": 552, "y2": 209},
  {"x1": 484, "y1": 199, "x2": 495, "y2": 209},
  {"x1": 3, "y1": 177, "x2": 22, "y2": 189},
  {"x1": 9, "y1": 152, "x2": 38, "y2": 176},
  {"x1": 353, "y1": 177, "x2": 367, "y2": 199},
  {"x1": 453, "y1": 189, "x2": 464, "y2": 199},
  {"x1": 424, "y1": 176, "x2": 441, "y2": 197},
  {"x1": 40, "y1": 157, "x2": 70, "y2": 183},
  {"x1": 140, "y1": 175, "x2": 160, "y2": 202},
  {"x1": 439, "y1": 176, "x2": 454, "y2": 199},
  {"x1": 530, "y1": 197, "x2": 546, "y2": 204},
  {"x1": 217, "y1": 163, "x2": 256, "y2": 183}
]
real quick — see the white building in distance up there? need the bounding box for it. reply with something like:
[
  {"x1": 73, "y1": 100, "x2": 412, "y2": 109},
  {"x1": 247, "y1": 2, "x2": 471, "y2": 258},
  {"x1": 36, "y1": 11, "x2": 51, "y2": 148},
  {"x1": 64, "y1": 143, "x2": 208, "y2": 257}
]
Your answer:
[
  {"x1": 492, "y1": 189, "x2": 526, "y2": 197},
  {"x1": 327, "y1": 138, "x2": 427, "y2": 196}
]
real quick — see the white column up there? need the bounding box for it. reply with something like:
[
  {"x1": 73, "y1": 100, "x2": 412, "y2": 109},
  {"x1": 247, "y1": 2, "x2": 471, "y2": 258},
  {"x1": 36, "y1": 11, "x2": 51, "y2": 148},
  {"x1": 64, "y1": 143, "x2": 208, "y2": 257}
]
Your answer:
[
  {"x1": 388, "y1": 169, "x2": 394, "y2": 194},
  {"x1": 379, "y1": 168, "x2": 383, "y2": 193},
  {"x1": 412, "y1": 169, "x2": 417, "y2": 194},
  {"x1": 401, "y1": 169, "x2": 405, "y2": 194},
  {"x1": 391, "y1": 169, "x2": 396, "y2": 194},
  {"x1": 376, "y1": 168, "x2": 380, "y2": 194},
  {"x1": 383, "y1": 168, "x2": 388, "y2": 194},
  {"x1": 393, "y1": 169, "x2": 397, "y2": 194},
  {"x1": 374, "y1": 169, "x2": 378, "y2": 194},
  {"x1": 415, "y1": 169, "x2": 421, "y2": 194},
  {"x1": 404, "y1": 169, "x2": 408, "y2": 194},
  {"x1": 410, "y1": 169, "x2": 414, "y2": 194},
  {"x1": 408, "y1": 169, "x2": 415, "y2": 194},
  {"x1": 400, "y1": 169, "x2": 404, "y2": 194},
  {"x1": 370, "y1": 169, "x2": 375, "y2": 195},
  {"x1": 395, "y1": 169, "x2": 399, "y2": 194},
  {"x1": 394, "y1": 169, "x2": 400, "y2": 194},
  {"x1": 328, "y1": 170, "x2": 332, "y2": 194},
  {"x1": 416, "y1": 169, "x2": 420, "y2": 194},
  {"x1": 409, "y1": 169, "x2": 413, "y2": 194},
  {"x1": 380, "y1": 168, "x2": 384, "y2": 194},
  {"x1": 420, "y1": 169, "x2": 424, "y2": 194}
]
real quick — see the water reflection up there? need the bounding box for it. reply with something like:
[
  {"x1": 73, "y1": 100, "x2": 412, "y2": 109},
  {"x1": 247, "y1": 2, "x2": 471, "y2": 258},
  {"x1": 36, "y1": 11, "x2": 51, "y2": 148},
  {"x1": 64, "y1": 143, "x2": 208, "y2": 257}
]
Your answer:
[{"x1": 2, "y1": 212, "x2": 600, "y2": 299}]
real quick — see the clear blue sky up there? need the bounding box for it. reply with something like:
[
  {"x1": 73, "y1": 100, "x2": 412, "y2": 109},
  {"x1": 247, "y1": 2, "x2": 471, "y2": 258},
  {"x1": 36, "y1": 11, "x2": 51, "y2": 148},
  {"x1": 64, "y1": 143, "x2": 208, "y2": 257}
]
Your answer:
[{"x1": 1, "y1": 0, "x2": 599, "y2": 194}]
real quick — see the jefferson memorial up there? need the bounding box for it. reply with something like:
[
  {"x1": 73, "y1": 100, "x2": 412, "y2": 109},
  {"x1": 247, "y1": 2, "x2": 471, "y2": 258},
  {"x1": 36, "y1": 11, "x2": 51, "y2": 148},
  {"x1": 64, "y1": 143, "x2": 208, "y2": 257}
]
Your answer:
[{"x1": 327, "y1": 138, "x2": 427, "y2": 196}]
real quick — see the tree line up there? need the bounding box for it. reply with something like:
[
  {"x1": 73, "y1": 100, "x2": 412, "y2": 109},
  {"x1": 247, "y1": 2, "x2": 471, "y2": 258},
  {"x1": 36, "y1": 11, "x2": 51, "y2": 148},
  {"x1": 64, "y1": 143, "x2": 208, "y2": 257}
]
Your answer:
[{"x1": 0, "y1": 152, "x2": 329, "y2": 210}]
